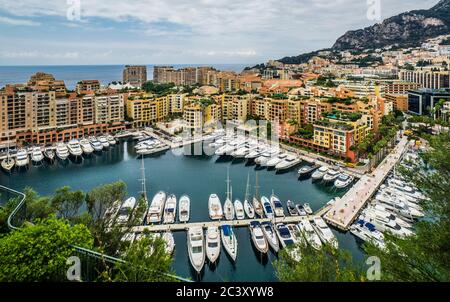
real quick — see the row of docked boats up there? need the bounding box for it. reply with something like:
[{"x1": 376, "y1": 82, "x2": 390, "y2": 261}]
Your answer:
[
  {"x1": 187, "y1": 216, "x2": 338, "y2": 273},
  {"x1": 349, "y1": 150, "x2": 426, "y2": 248},
  {"x1": 209, "y1": 135, "x2": 302, "y2": 171},
  {"x1": 1, "y1": 135, "x2": 118, "y2": 173},
  {"x1": 299, "y1": 164, "x2": 355, "y2": 189}
]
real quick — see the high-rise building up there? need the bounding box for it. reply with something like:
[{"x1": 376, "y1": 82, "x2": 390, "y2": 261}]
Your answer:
[
  {"x1": 408, "y1": 88, "x2": 450, "y2": 116},
  {"x1": 76, "y1": 80, "x2": 101, "y2": 93},
  {"x1": 123, "y1": 65, "x2": 147, "y2": 87},
  {"x1": 400, "y1": 70, "x2": 449, "y2": 90}
]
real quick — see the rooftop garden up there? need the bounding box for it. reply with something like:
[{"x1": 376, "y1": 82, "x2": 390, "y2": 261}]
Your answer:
[
  {"x1": 322, "y1": 110, "x2": 363, "y2": 122},
  {"x1": 325, "y1": 97, "x2": 354, "y2": 105},
  {"x1": 271, "y1": 93, "x2": 288, "y2": 100}
]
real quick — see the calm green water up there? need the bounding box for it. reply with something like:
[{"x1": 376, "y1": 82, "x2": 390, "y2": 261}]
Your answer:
[{"x1": 0, "y1": 140, "x2": 366, "y2": 281}]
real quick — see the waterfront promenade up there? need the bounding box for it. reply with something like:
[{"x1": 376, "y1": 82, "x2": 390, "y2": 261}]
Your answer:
[{"x1": 323, "y1": 136, "x2": 410, "y2": 230}]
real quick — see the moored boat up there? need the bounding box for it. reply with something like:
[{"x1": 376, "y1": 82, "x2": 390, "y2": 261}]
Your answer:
[
  {"x1": 312, "y1": 217, "x2": 338, "y2": 249},
  {"x1": 286, "y1": 200, "x2": 298, "y2": 216},
  {"x1": 234, "y1": 199, "x2": 245, "y2": 220},
  {"x1": 250, "y1": 221, "x2": 269, "y2": 254},
  {"x1": 44, "y1": 147, "x2": 55, "y2": 162},
  {"x1": 261, "y1": 196, "x2": 274, "y2": 219},
  {"x1": 311, "y1": 166, "x2": 328, "y2": 181},
  {"x1": 270, "y1": 193, "x2": 285, "y2": 217},
  {"x1": 147, "y1": 191, "x2": 167, "y2": 224},
  {"x1": 208, "y1": 194, "x2": 223, "y2": 220},
  {"x1": 163, "y1": 194, "x2": 177, "y2": 224},
  {"x1": 298, "y1": 164, "x2": 319, "y2": 179},
  {"x1": 261, "y1": 222, "x2": 279, "y2": 252},
  {"x1": 15, "y1": 149, "x2": 29, "y2": 168},
  {"x1": 55, "y1": 143, "x2": 69, "y2": 161},
  {"x1": 31, "y1": 147, "x2": 44, "y2": 163},
  {"x1": 187, "y1": 227, "x2": 206, "y2": 273},
  {"x1": 221, "y1": 225, "x2": 238, "y2": 261},
  {"x1": 116, "y1": 197, "x2": 137, "y2": 225},
  {"x1": 206, "y1": 226, "x2": 221, "y2": 264},
  {"x1": 178, "y1": 195, "x2": 190, "y2": 223}
]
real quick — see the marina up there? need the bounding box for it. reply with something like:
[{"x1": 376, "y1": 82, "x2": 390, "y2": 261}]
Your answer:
[{"x1": 0, "y1": 138, "x2": 365, "y2": 281}]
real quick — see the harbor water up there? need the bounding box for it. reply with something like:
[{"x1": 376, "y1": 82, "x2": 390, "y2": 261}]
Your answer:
[{"x1": 0, "y1": 140, "x2": 367, "y2": 281}]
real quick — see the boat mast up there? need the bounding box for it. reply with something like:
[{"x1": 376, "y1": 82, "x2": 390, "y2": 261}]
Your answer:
[
  {"x1": 254, "y1": 172, "x2": 260, "y2": 200},
  {"x1": 244, "y1": 172, "x2": 251, "y2": 201},
  {"x1": 226, "y1": 166, "x2": 231, "y2": 200},
  {"x1": 139, "y1": 155, "x2": 148, "y2": 201}
]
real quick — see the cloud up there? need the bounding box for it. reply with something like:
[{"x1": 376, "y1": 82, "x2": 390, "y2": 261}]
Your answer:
[
  {"x1": 0, "y1": 16, "x2": 40, "y2": 26},
  {"x1": 0, "y1": 51, "x2": 79, "y2": 59}
]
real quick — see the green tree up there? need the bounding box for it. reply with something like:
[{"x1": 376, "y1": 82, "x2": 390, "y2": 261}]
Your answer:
[
  {"x1": 364, "y1": 132, "x2": 450, "y2": 281},
  {"x1": 51, "y1": 186, "x2": 85, "y2": 221},
  {"x1": 111, "y1": 234, "x2": 176, "y2": 282},
  {"x1": 0, "y1": 216, "x2": 93, "y2": 282},
  {"x1": 274, "y1": 242, "x2": 365, "y2": 282}
]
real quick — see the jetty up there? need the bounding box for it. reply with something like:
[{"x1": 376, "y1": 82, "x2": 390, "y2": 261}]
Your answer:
[
  {"x1": 132, "y1": 215, "x2": 317, "y2": 233},
  {"x1": 323, "y1": 136, "x2": 410, "y2": 231}
]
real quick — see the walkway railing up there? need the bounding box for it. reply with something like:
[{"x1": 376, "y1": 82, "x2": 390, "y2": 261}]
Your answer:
[{"x1": 3, "y1": 185, "x2": 191, "y2": 282}]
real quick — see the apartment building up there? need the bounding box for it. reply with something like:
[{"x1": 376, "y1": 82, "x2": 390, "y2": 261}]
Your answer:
[
  {"x1": 399, "y1": 70, "x2": 449, "y2": 90},
  {"x1": 168, "y1": 93, "x2": 187, "y2": 114},
  {"x1": 380, "y1": 80, "x2": 420, "y2": 94},
  {"x1": 27, "y1": 72, "x2": 67, "y2": 98},
  {"x1": 337, "y1": 81, "x2": 384, "y2": 98},
  {"x1": 385, "y1": 94, "x2": 409, "y2": 112},
  {"x1": 76, "y1": 80, "x2": 101, "y2": 94},
  {"x1": 123, "y1": 65, "x2": 147, "y2": 87},
  {"x1": 183, "y1": 103, "x2": 204, "y2": 134},
  {"x1": 219, "y1": 94, "x2": 249, "y2": 123},
  {"x1": 408, "y1": 88, "x2": 450, "y2": 116}
]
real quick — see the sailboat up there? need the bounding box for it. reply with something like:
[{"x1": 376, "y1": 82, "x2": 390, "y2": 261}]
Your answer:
[
  {"x1": 1, "y1": 139, "x2": 15, "y2": 172},
  {"x1": 223, "y1": 167, "x2": 235, "y2": 220},
  {"x1": 252, "y1": 172, "x2": 264, "y2": 218},
  {"x1": 221, "y1": 225, "x2": 238, "y2": 261},
  {"x1": 138, "y1": 155, "x2": 149, "y2": 225},
  {"x1": 243, "y1": 173, "x2": 255, "y2": 219}
]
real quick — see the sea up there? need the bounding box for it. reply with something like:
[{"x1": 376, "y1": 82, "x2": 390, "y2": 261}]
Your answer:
[
  {"x1": 0, "y1": 140, "x2": 366, "y2": 282},
  {"x1": 0, "y1": 64, "x2": 249, "y2": 90}
]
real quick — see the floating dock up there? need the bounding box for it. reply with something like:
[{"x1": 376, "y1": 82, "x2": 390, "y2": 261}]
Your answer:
[
  {"x1": 132, "y1": 215, "x2": 317, "y2": 233},
  {"x1": 323, "y1": 137, "x2": 410, "y2": 231}
]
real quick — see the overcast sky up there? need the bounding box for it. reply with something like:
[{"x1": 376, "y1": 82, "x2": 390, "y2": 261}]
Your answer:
[{"x1": 0, "y1": 0, "x2": 440, "y2": 65}]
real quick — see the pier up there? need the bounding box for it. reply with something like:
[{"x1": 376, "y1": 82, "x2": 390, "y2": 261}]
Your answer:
[
  {"x1": 132, "y1": 215, "x2": 316, "y2": 233},
  {"x1": 323, "y1": 136, "x2": 410, "y2": 231}
]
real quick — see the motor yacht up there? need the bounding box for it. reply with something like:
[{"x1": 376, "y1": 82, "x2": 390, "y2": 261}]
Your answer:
[
  {"x1": 116, "y1": 197, "x2": 137, "y2": 225},
  {"x1": 275, "y1": 223, "x2": 295, "y2": 248},
  {"x1": 334, "y1": 174, "x2": 354, "y2": 189},
  {"x1": 147, "y1": 191, "x2": 167, "y2": 224},
  {"x1": 187, "y1": 227, "x2": 206, "y2": 273},
  {"x1": 206, "y1": 226, "x2": 221, "y2": 264},
  {"x1": 89, "y1": 137, "x2": 103, "y2": 152},
  {"x1": 296, "y1": 204, "x2": 307, "y2": 216},
  {"x1": 311, "y1": 166, "x2": 329, "y2": 181},
  {"x1": 178, "y1": 195, "x2": 190, "y2": 223},
  {"x1": 107, "y1": 135, "x2": 117, "y2": 146},
  {"x1": 298, "y1": 164, "x2": 319, "y2": 179},
  {"x1": 67, "y1": 140, "x2": 83, "y2": 157},
  {"x1": 261, "y1": 222, "x2": 279, "y2": 252},
  {"x1": 56, "y1": 143, "x2": 69, "y2": 161},
  {"x1": 163, "y1": 194, "x2": 177, "y2": 224},
  {"x1": 80, "y1": 139, "x2": 94, "y2": 155},
  {"x1": 270, "y1": 194, "x2": 285, "y2": 217},
  {"x1": 98, "y1": 136, "x2": 110, "y2": 149},
  {"x1": 208, "y1": 194, "x2": 223, "y2": 220},
  {"x1": 275, "y1": 155, "x2": 302, "y2": 171},
  {"x1": 322, "y1": 169, "x2": 340, "y2": 184},
  {"x1": 261, "y1": 196, "x2": 274, "y2": 219},
  {"x1": 312, "y1": 217, "x2": 338, "y2": 249},
  {"x1": 303, "y1": 203, "x2": 313, "y2": 215},
  {"x1": 250, "y1": 222, "x2": 269, "y2": 254},
  {"x1": 266, "y1": 153, "x2": 288, "y2": 168},
  {"x1": 297, "y1": 219, "x2": 322, "y2": 250},
  {"x1": 43, "y1": 147, "x2": 55, "y2": 162},
  {"x1": 31, "y1": 147, "x2": 44, "y2": 163},
  {"x1": 234, "y1": 199, "x2": 245, "y2": 220},
  {"x1": 286, "y1": 200, "x2": 298, "y2": 216}
]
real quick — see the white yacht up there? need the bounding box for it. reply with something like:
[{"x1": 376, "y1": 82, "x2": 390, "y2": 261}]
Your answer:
[
  {"x1": 350, "y1": 220, "x2": 385, "y2": 249},
  {"x1": 98, "y1": 136, "x2": 110, "y2": 149},
  {"x1": 255, "y1": 149, "x2": 279, "y2": 166},
  {"x1": 31, "y1": 147, "x2": 44, "y2": 163},
  {"x1": 67, "y1": 140, "x2": 83, "y2": 157},
  {"x1": 252, "y1": 172, "x2": 264, "y2": 218},
  {"x1": 245, "y1": 146, "x2": 265, "y2": 160},
  {"x1": 221, "y1": 225, "x2": 238, "y2": 261},
  {"x1": 55, "y1": 143, "x2": 69, "y2": 161},
  {"x1": 231, "y1": 145, "x2": 251, "y2": 158},
  {"x1": 298, "y1": 164, "x2": 319, "y2": 179},
  {"x1": 147, "y1": 191, "x2": 167, "y2": 224},
  {"x1": 234, "y1": 199, "x2": 245, "y2": 220},
  {"x1": 261, "y1": 222, "x2": 279, "y2": 252},
  {"x1": 375, "y1": 194, "x2": 424, "y2": 219},
  {"x1": 208, "y1": 194, "x2": 223, "y2": 220},
  {"x1": 178, "y1": 195, "x2": 190, "y2": 223},
  {"x1": 311, "y1": 166, "x2": 329, "y2": 181},
  {"x1": 266, "y1": 153, "x2": 287, "y2": 168},
  {"x1": 261, "y1": 196, "x2": 274, "y2": 219},
  {"x1": 43, "y1": 147, "x2": 55, "y2": 162},
  {"x1": 89, "y1": 137, "x2": 103, "y2": 152},
  {"x1": 223, "y1": 198, "x2": 235, "y2": 220},
  {"x1": 312, "y1": 217, "x2": 338, "y2": 249},
  {"x1": 275, "y1": 155, "x2": 302, "y2": 171},
  {"x1": 334, "y1": 174, "x2": 354, "y2": 189},
  {"x1": 360, "y1": 212, "x2": 413, "y2": 238},
  {"x1": 187, "y1": 227, "x2": 206, "y2": 273},
  {"x1": 243, "y1": 199, "x2": 255, "y2": 219},
  {"x1": 296, "y1": 204, "x2": 308, "y2": 216},
  {"x1": 206, "y1": 226, "x2": 221, "y2": 264},
  {"x1": 286, "y1": 200, "x2": 298, "y2": 216},
  {"x1": 163, "y1": 194, "x2": 177, "y2": 224},
  {"x1": 250, "y1": 222, "x2": 269, "y2": 254},
  {"x1": 162, "y1": 232, "x2": 175, "y2": 254},
  {"x1": 215, "y1": 139, "x2": 244, "y2": 156},
  {"x1": 15, "y1": 151, "x2": 28, "y2": 167},
  {"x1": 275, "y1": 223, "x2": 295, "y2": 248},
  {"x1": 80, "y1": 139, "x2": 94, "y2": 155},
  {"x1": 298, "y1": 219, "x2": 322, "y2": 250},
  {"x1": 116, "y1": 197, "x2": 137, "y2": 225},
  {"x1": 107, "y1": 135, "x2": 116, "y2": 146},
  {"x1": 303, "y1": 203, "x2": 313, "y2": 215},
  {"x1": 363, "y1": 207, "x2": 412, "y2": 229},
  {"x1": 270, "y1": 194, "x2": 285, "y2": 217},
  {"x1": 1, "y1": 154, "x2": 15, "y2": 172},
  {"x1": 323, "y1": 169, "x2": 340, "y2": 183}
]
